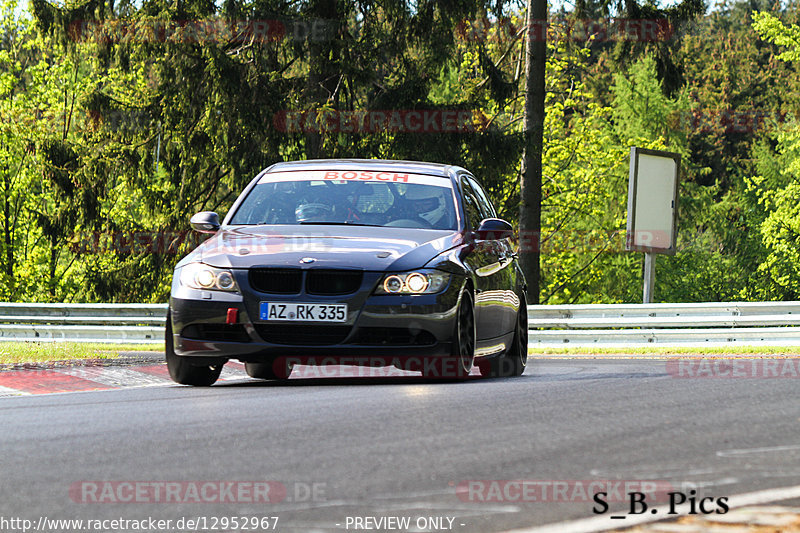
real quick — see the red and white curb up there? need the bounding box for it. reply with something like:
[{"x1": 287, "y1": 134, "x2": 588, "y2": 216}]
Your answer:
[
  {"x1": 0, "y1": 358, "x2": 487, "y2": 396},
  {"x1": 0, "y1": 361, "x2": 251, "y2": 396}
]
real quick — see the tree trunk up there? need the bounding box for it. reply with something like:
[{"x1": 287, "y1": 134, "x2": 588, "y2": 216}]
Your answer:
[
  {"x1": 304, "y1": 0, "x2": 340, "y2": 159},
  {"x1": 519, "y1": 0, "x2": 546, "y2": 304}
]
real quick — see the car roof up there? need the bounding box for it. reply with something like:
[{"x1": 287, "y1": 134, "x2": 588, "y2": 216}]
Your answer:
[{"x1": 264, "y1": 159, "x2": 467, "y2": 178}]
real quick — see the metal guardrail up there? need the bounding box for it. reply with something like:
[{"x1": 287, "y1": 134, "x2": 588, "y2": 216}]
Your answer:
[
  {"x1": 0, "y1": 303, "x2": 167, "y2": 343},
  {"x1": 1, "y1": 301, "x2": 800, "y2": 346},
  {"x1": 527, "y1": 301, "x2": 800, "y2": 346}
]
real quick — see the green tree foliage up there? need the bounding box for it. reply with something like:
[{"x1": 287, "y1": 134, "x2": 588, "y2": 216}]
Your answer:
[
  {"x1": 538, "y1": 52, "x2": 673, "y2": 304},
  {"x1": 14, "y1": 0, "x2": 530, "y2": 301},
  {"x1": 2, "y1": 0, "x2": 799, "y2": 304},
  {"x1": 572, "y1": 0, "x2": 704, "y2": 97},
  {"x1": 747, "y1": 11, "x2": 800, "y2": 298},
  {"x1": 0, "y1": 0, "x2": 92, "y2": 301}
]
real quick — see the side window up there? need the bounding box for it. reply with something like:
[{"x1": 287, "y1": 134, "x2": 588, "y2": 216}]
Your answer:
[
  {"x1": 467, "y1": 176, "x2": 497, "y2": 219},
  {"x1": 460, "y1": 176, "x2": 483, "y2": 230}
]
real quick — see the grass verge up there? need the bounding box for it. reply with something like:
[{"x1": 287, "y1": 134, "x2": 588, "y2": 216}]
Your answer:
[
  {"x1": 529, "y1": 345, "x2": 800, "y2": 356},
  {"x1": 3, "y1": 342, "x2": 800, "y2": 365},
  {"x1": 0, "y1": 342, "x2": 163, "y2": 364}
]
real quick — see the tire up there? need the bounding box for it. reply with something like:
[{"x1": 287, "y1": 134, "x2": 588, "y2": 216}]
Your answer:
[
  {"x1": 423, "y1": 289, "x2": 475, "y2": 379},
  {"x1": 165, "y1": 312, "x2": 224, "y2": 386},
  {"x1": 245, "y1": 358, "x2": 293, "y2": 380},
  {"x1": 481, "y1": 296, "x2": 528, "y2": 378}
]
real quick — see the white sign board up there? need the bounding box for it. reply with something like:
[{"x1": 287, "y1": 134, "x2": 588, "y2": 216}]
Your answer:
[{"x1": 626, "y1": 147, "x2": 680, "y2": 255}]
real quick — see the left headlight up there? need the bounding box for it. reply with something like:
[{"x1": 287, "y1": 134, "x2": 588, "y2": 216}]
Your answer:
[
  {"x1": 374, "y1": 270, "x2": 451, "y2": 295},
  {"x1": 179, "y1": 263, "x2": 239, "y2": 292}
]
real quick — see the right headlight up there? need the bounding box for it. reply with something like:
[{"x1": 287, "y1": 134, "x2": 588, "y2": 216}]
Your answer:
[
  {"x1": 374, "y1": 270, "x2": 451, "y2": 295},
  {"x1": 179, "y1": 263, "x2": 239, "y2": 292}
]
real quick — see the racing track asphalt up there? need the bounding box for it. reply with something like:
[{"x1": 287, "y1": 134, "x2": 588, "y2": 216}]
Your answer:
[{"x1": 1, "y1": 358, "x2": 800, "y2": 532}]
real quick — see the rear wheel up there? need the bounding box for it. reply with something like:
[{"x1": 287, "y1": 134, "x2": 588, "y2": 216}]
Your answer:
[
  {"x1": 165, "y1": 312, "x2": 223, "y2": 386},
  {"x1": 245, "y1": 359, "x2": 293, "y2": 380},
  {"x1": 423, "y1": 289, "x2": 475, "y2": 379}
]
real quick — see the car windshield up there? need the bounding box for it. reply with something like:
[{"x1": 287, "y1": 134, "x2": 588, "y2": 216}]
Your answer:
[{"x1": 229, "y1": 171, "x2": 458, "y2": 230}]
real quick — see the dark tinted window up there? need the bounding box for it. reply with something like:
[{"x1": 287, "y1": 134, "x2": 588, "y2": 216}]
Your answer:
[
  {"x1": 467, "y1": 176, "x2": 497, "y2": 218},
  {"x1": 230, "y1": 176, "x2": 457, "y2": 230},
  {"x1": 460, "y1": 177, "x2": 484, "y2": 230}
]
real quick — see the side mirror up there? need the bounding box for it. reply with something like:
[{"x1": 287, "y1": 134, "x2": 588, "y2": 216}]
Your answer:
[
  {"x1": 474, "y1": 218, "x2": 513, "y2": 240},
  {"x1": 190, "y1": 211, "x2": 220, "y2": 234}
]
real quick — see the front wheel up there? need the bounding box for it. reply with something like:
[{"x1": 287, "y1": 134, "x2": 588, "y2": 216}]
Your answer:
[
  {"x1": 422, "y1": 289, "x2": 475, "y2": 379},
  {"x1": 165, "y1": 312, "x2": 223, "y2": 386},
  {"x1": 480, "y1": 296, "x2": 527, "y2": 378}
]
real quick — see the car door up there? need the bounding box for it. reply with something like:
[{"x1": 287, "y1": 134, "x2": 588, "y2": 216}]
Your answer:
[
  {"x1": 459, "y1": 174, "x2": 507, "y2": 342},
  {"x1": 466, "y1": 175, "x2": 518, "y2": 336}
]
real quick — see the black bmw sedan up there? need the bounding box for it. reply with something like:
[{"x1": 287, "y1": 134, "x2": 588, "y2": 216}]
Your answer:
[{"x1": 167, "y1": 159, "x2": 528, "y2": 385}]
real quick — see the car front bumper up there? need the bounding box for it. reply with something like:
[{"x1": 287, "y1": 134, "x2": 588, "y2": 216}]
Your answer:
[{"x1": 169, "y1": 270, "x2": 464, "y2": 364}]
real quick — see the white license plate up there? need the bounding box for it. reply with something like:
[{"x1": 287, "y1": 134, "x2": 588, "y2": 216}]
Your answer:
[{"x1": 259, "y1": 302, "x2": 347, "y2": 322}]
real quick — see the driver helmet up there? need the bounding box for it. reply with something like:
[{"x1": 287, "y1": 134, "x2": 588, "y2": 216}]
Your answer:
[{"x1": 405, "y1": 186, "x2": 447, "y2": 225}]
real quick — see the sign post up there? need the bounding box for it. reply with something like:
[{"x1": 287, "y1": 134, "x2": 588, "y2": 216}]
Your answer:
[
  {"x1": 643, "y1": 252, "x2": 656, "y2": 303},
  {"x1": 625, "y1": 147, "x2": 680, "y2": 303}
]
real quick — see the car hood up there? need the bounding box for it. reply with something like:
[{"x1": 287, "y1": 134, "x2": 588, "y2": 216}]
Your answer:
[{"x1": 181, "y1": 225, "x2": 463, "y2": 271}]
